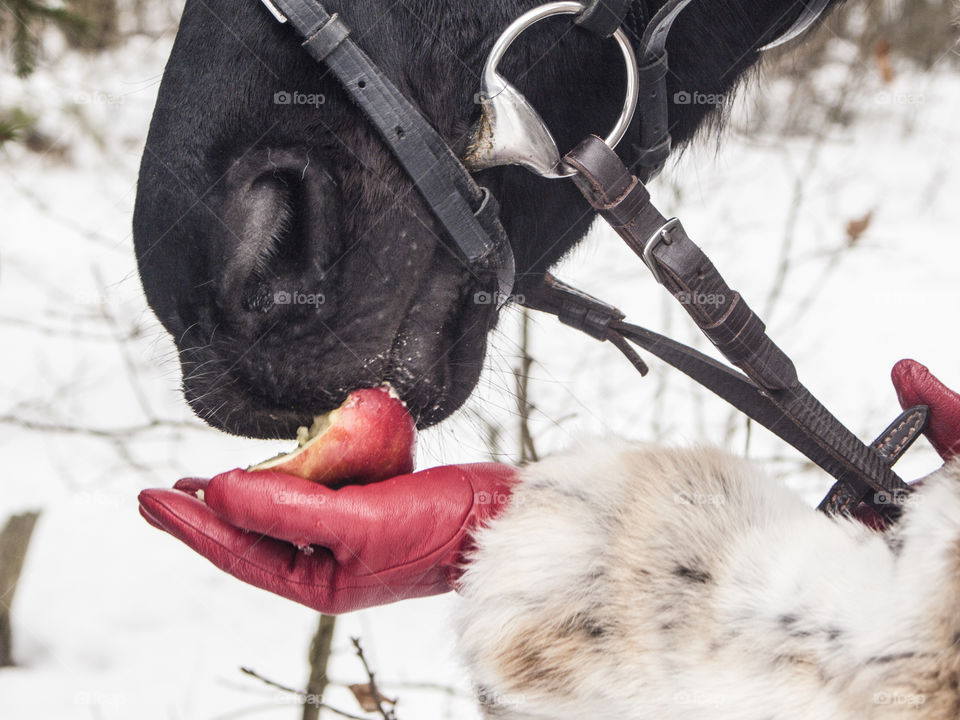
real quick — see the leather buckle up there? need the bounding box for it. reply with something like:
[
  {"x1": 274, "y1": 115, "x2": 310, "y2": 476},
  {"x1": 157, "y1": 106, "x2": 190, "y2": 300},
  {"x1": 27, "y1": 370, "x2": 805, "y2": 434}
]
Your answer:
[{"x1": 643, "y1": 217, "x2": 681, "y2": 284}]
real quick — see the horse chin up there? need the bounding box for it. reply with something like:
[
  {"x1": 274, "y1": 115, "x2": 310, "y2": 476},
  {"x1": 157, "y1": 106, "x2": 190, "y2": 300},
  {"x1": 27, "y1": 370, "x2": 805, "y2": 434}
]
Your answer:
[
  {"x1": 177, "y1": 274, "x2": 497, "y2": 439},
  {"x1": 384, "y1": 282, "x2": 495, "y2": 429}
]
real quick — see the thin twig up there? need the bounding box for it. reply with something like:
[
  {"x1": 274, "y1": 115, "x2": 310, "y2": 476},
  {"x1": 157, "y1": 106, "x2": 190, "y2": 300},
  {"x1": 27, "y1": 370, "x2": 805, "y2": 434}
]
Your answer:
[
  {"x1": 239, "y1": 667, "x2": 369, "y2": 720},
  {"x1": 516, "y1": 308, "x2": 539, "y2": 465},
  {"x1": 0, "y1": 416, "x2": 206, "y2": 438},
  {"x1": 350, "y1": 637, "x2": 397, "y2": 720},
  {"x1": 93, "y1": 267, "x2": 156, "y2": 420}
]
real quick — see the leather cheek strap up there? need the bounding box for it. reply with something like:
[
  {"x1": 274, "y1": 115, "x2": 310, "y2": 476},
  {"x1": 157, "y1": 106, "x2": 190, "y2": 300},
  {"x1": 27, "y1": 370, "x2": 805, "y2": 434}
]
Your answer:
[
  {"x1": 557, "y1": 134, "x2": 914, "y2": 521},
  {"x1": 302, "y1": 13, "x2": 349, "y2": 60},
  {"x1": 268, "y1": 0, "x2": 517, "y2": 300},
  {"x1": 564, "y1": 135, "x2": 798, "y2": 391}
]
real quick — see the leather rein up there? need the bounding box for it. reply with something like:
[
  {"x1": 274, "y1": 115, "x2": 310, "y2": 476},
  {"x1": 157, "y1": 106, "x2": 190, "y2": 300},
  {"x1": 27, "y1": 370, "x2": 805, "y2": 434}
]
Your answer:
[{"x1": 259, "y1": 0, "x2": 921, "y2": 523}]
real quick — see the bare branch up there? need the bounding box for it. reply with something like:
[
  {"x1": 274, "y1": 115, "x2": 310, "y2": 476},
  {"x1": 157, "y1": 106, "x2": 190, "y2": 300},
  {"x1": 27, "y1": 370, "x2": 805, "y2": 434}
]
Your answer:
[
  {"x1": 239, "y1": 667, "x2": 369, "y2": 720},
  {"x1": 350, "y1": 637, "x2": 397, "y2": 720},
  {"x1": 0, "y1": 415, "x2": 206, "y2": 439},
  {"x1": 302, "y1": 615, "x2": 337, "y2": 720},
  {"x1": 515, "y1": 308, "x2": 539, "y2": 465}
]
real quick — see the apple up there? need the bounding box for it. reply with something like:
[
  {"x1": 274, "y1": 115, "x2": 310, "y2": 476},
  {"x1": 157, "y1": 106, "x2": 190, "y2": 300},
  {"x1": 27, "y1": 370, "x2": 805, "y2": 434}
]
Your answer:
[{"x1": 249, "y1": 385, "x2": 416, "y2": 485}]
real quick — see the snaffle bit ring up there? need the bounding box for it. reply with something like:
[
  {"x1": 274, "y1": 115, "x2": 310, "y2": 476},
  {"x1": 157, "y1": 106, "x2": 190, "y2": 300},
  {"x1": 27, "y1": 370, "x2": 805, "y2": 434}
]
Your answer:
[{"x1": 466, "y1": 1, "x2": 640, "y2": 179}]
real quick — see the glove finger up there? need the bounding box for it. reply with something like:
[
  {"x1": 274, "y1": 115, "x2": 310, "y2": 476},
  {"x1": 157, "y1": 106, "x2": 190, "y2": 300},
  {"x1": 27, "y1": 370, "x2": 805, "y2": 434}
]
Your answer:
[
  {"x1": 202, "y1": 466, "x2": 489, "y2": 572},
  {"x1": 173, "y1": 477, "x2": 209, "y2": 497},
  {"x1": 139, "y1": 487, "x2": 353, "y2": 612},
  {"x1": 892, "y1": 359, "x2": 960, "y2": 461},
  {"x1": 139, "y1": 487, "x2": 448, "y2": 613},
  {"x1": 204, "y1": 469, "x2": 348, "y2": 551}
]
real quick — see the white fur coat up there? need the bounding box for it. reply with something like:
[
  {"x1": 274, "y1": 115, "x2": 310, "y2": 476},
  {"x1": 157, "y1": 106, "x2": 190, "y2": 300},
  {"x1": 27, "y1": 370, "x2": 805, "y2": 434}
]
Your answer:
[{"x1": 454, "y1": 442, "x2": 960, "y2": 719}]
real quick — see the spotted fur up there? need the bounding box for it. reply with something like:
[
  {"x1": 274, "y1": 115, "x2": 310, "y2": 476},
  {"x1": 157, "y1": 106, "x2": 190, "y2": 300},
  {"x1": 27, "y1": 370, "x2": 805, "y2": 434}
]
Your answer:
[{"x1": 456, "y1": 442, "x2": 960, "y2": 719}]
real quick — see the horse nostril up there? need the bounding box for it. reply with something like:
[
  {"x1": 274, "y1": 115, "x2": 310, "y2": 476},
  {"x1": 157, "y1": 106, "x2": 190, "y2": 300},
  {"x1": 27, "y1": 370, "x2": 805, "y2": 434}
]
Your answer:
[
  {"x1": 216, "y1": 151, "x2": 341, "y2": 328},
  {"x1": 249, "y1": 171, "x2": 312, "y2": 281}
]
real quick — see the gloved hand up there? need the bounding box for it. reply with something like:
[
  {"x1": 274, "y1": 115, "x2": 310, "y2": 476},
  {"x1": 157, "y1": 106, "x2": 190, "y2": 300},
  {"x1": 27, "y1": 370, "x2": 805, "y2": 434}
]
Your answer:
[
  {"x1": 892, "y1": 359, "x2": 960, "y2": 461},
  {"x1": 138, "y1": 463, "x2": 516, "y2": 615},
  {"x1": 850, "y1": 359, "x2": 960, "y2": 530},
  {"x1": 139, "y1": 359, "x2": 960, "y2": 615}
]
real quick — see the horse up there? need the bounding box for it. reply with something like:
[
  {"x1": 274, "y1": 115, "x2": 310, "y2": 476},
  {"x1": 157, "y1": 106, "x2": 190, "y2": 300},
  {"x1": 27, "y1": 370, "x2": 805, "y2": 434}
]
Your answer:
[{"x1": 133, "y1": 0, "x2": 841, "y2": 438}]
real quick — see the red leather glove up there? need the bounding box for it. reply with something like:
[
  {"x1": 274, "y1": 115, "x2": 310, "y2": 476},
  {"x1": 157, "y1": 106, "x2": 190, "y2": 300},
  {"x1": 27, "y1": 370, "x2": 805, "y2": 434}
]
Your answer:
[
  {"x1": 139, "y1": 464, "x2": 516, "y2": 615},
  {"x1": 852, "y1": 359, "x2": 960, "y2": 529},
  {"x1": 892, "y1": 359, "x2": 960, "y2": 461},
  {"x1": 139, "y1": 359, "x2": 960, "y2": 614}
]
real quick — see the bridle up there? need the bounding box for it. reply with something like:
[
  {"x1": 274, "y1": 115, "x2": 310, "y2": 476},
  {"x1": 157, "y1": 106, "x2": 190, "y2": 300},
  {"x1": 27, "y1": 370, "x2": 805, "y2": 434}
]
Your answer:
[
  {"x1": 260, "y1": 0, "x2": 516, "y2": 302},
  {"x1": 259, "y1": 0, "x2": 921, "y2": 524}
]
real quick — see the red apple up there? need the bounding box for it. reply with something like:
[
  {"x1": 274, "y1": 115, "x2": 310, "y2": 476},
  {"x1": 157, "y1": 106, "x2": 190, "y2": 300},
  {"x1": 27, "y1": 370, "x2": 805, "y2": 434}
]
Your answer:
[{"x1": 249, "y1": 385, "x2": 416, "y2": 485}]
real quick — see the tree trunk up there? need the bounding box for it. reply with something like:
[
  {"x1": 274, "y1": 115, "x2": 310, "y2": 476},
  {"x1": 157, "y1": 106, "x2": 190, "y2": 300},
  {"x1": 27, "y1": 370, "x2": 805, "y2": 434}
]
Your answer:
[
  {"x1": 0, "y1": 511, "x2": 40, "y2": 668},
  {"x1": 302, "y1": 614, "x2": 337, "y2": 720}
]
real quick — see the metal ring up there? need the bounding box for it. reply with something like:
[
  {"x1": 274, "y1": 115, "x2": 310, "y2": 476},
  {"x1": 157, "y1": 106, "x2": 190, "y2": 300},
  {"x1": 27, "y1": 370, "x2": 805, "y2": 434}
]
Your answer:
[{"x1": 483, "y1": 1, "x2": 639, "y2": 178}]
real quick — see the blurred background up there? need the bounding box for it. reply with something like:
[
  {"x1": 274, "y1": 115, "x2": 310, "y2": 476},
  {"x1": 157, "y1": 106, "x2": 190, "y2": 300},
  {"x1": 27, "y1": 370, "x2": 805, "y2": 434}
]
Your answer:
[{"x1": 1, "y1": 1, "x2": 958, "y2": 718}]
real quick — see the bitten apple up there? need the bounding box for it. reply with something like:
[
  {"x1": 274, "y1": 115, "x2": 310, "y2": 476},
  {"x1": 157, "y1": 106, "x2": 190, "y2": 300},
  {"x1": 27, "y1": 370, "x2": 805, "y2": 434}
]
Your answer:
[{"x1": 249, "y1": 385, "x2": 416, "y2": 485}]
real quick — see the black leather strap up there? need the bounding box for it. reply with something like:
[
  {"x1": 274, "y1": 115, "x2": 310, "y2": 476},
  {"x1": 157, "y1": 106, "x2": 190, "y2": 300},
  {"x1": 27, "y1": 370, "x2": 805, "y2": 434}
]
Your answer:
[
  {"x1": 818, "y1": 407, "x2": 928, "y2": 515},
  {"x1": 302, "y1": 14, "x2": 349, "y2": 60},
  {"x1": 519, "y1": 272, "x2": 920, "y2": 522},
  {"x1": 266, "y1": 0, "x2": 516, "y2": 300},
  {"x1": 575, "y1": 0, "x2": 634, "y2": 38},
  {"x1": 630, "y1": 0, "x2": 695, "y2": 181},
  {"x1": 573, "y1": 0, "x2": 693, "y2": 179},
  {"x1": 523, "y1": 134, "x2": 916, "y2": 521}
]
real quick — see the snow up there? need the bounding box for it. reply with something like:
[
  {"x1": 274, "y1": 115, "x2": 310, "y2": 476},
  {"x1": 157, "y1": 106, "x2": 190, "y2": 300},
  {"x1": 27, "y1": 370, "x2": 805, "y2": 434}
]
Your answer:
[{"x1": 1, "y1": 21, "x2": 959, "y2": 720}]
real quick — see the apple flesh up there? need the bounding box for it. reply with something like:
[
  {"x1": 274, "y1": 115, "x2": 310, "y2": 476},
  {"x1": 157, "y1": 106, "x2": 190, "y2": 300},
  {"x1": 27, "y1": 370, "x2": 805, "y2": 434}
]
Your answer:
[{"x1": 249, "y1": 385, "x2": 416, "y2": 485}]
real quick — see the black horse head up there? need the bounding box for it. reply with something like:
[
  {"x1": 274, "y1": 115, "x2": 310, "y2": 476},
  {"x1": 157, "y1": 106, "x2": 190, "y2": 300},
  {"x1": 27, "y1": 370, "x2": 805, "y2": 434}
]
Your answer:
[{"x1": 134, "y1": 0, "x2": 836, "y2": 438}]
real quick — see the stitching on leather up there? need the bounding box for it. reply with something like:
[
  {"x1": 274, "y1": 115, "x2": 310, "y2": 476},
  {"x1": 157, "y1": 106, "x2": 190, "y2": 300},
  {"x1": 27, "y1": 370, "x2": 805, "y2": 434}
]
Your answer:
[
  {"x1": 882, "y1": 411, "x2": 924, "y2": 457},
  {"x1": 601, "y1": 176, "x2": 639, "y2": 211}
]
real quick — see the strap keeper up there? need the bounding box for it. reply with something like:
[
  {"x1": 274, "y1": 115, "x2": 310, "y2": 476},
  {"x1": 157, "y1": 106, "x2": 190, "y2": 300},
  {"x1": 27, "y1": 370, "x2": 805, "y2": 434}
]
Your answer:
[
  {"x1": 637, "y1": 52, "x2": 669, "y2": 85},
  {"x1": 636, "y1": 137, "x2": 672, "y2": 171},
  {"x1": 574, "y1": 0, "x2": 633, "y2": 38},
  {"x1": 302, "y1": 14, "x2": 350, "y2": 61}
]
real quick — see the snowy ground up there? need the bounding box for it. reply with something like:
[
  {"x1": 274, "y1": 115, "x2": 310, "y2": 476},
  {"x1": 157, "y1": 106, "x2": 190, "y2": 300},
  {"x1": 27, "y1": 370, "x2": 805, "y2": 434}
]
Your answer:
[{"x1": 1, "y1": 18, "x2": 959, "y2": 720}]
